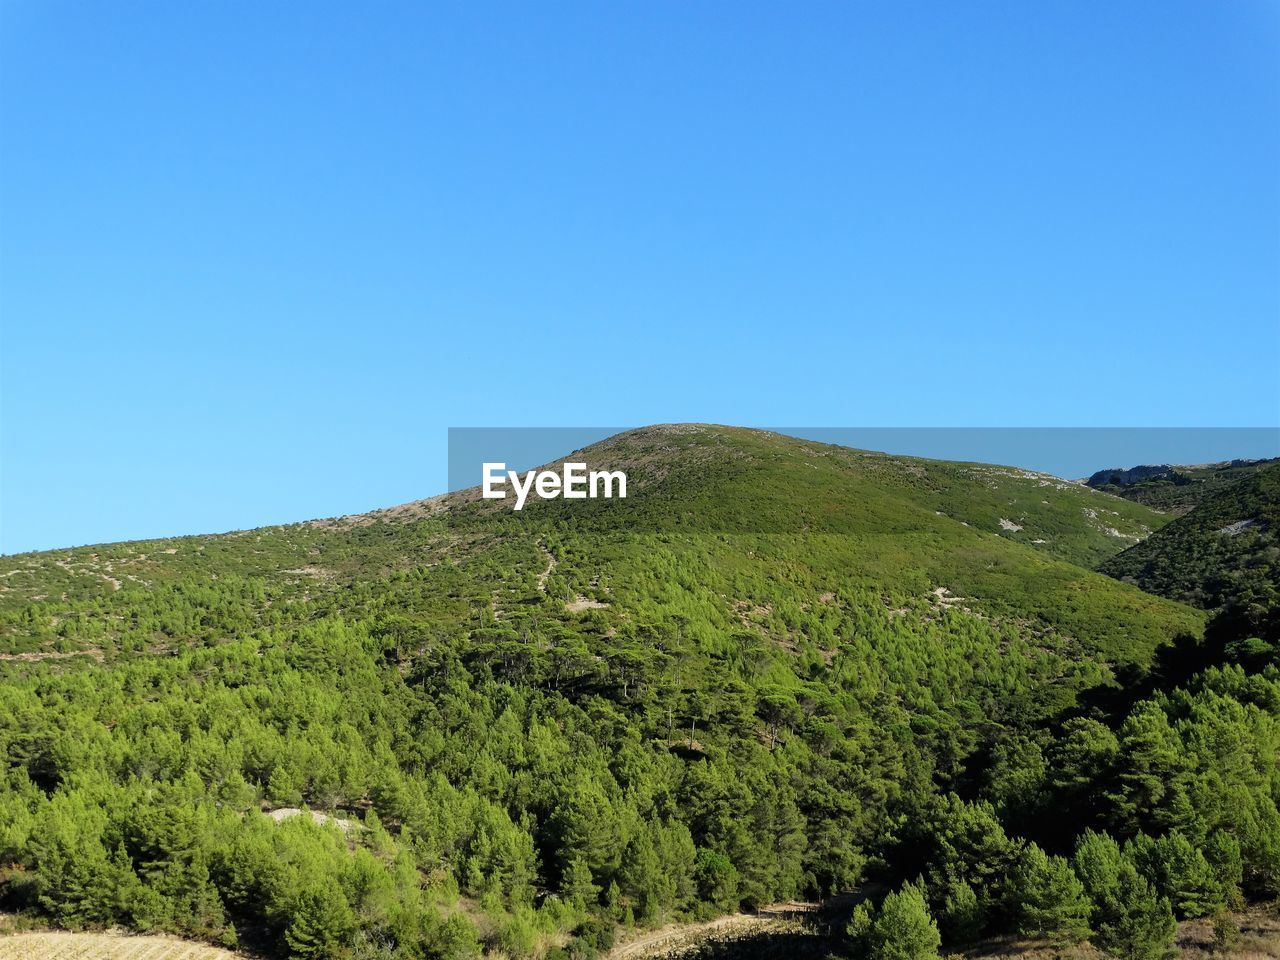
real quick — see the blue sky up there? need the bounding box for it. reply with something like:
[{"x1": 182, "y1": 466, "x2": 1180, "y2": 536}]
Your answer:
[{"x1": 2, "y1": 2, "x2": 1278, "y2": 553}]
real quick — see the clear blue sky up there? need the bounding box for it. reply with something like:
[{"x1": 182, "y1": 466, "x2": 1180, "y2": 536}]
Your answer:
[{"x1": 2, "y1": 2, "x2": 1278, "y2": 553}]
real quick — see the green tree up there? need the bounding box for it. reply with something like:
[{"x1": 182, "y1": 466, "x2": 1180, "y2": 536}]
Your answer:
[
  {"x1": 285, "y1": 881, "x2": 356, "y2": 959},
  {"x1": 694, "y1": 849, "x2": 739, "y2": 913},
  {"x1": 1128, "y1": 832, "x2": 1225, "y2": 919},
  {"x1": 861, "y1": 882, "x2": 941, "y2": 960},
  {"x1": 1074, "y1": 832, "x2": 1176, "y2": 960},
  {"x1": 563, "y1": 856, "x2": 600, "y2": 910},
  {"x1": 1006, "y1": 843, "x2": 1091, "y2": 944},
  {"x1": 551, "y1": 778, "x2": 621, "y2": 880},
  {"x1": 1109, "y1": 704, "x2": 1192, "y2": 833},
  {"x1": 919, "y1": 796, "x2": 1021, "y2": 940},
  {"x1": 938, "y1": 877, "x2": 983, "y2": 943},
  {"x1": 1204, "y1": 830, "x2": 1245, "y2": 908}
]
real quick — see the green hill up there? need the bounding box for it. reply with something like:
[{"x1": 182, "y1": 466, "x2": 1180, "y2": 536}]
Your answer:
[
  {"x1": 0, "y1": 426, "x2": 1193, "y2": 664},
  {"x1": 4, "y1": 425, "x2": 1273, "y2": 960},
  {"x1": 1099, "y1": 461, "x2": 1280, "y2": 610}
]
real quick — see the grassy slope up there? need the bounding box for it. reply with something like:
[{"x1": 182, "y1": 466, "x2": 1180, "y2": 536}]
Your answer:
[
  {"x1": 458, "y1": 426, "x2": 1201, "y2": 662},
  {"x1": 511, "y1": 425, "x2": 1171, "y2": 567}
]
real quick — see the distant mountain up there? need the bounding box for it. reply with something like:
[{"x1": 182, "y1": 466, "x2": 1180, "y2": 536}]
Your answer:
[
  {"x1": 1086, "y1": 456, "x2": 1280, "y2": 516},
  {"x1": 1099, "y1": 461, "x2": 1280, "y2": 610}
]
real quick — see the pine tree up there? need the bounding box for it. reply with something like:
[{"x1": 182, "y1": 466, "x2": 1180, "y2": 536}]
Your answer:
[
  {"x1": 1074, "y1": 832, "x2": 1176, "y2": 960},
  {"x1": 1204, "y1": 830, "x2": 1245, "y2": 908},
  {"x1": 695, "y1": 849, "x2": 739, "y2": 912},
  {"x1": 284, "y1": 882, "x2": 356, "y2": 959},
  {"x1": 1007, "y1": 843, "x2": 1091, "y2": 944},
  {"x1": 1099, "y1": 879, "x2": 1177, "y2": 960},
  {"x1": 938, "y1": 876, "x2": 983, "y2": 943},
  {"x1": 1129, "y1": 832, "x2": 1225, "y2": 919},
  {"x1": 563, "y1": 856, "x2": 600, "y2": 910},
  {"x1": 868, "y1": 882, "x2": 941, "y2": 960},
  {"x1": 1109, "y1": 704, "x2": 1192, "y2": 832}
]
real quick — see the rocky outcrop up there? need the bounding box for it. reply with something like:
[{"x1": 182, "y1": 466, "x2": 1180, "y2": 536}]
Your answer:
[{"x1": 1086, "y1": 464, "x2": 1174, "y2": 488}]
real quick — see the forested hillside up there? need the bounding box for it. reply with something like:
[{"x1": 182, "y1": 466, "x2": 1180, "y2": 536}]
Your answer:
[
  {"x1": 0, "y1": 426, "x2": 1274, "y2": 960},
  {"x1": 1088, "y1": 458, "x2": 1280, "y2": 517},
  {"x1": 1100, "y1": 464, "x2": 1280, "y2": 612}
]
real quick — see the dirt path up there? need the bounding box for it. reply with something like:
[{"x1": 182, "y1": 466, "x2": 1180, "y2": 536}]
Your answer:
[
  {"x1": 605, "y1": 892, "x2": 869, "y2": 960},
  {"x1": 606, "y1": 897, "x2": 847, "y2": 960},
  {"x1": 607, "y1": 897, "x2": 1280, "y2": 960},
  {"x1": 607, "y1": 913, "x2": 781, "y2": 960},
  {"x1": 537, "y1": 542, "x2": 556, "y2": 592}
]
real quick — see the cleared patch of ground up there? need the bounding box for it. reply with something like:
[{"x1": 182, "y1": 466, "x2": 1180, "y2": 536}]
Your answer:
[
  {"x1": 0, "y1": 928, "x2": 243, "y2": 960},
  {"x1": 0, "y1": 649, "x2": 103, "y2": 663},
  {"x1": 264, "y1": 807, "x2": 354, "y2": 833},
  {"x1": 1219, "y1": 518, "x2": 1261, "y2": 537}
]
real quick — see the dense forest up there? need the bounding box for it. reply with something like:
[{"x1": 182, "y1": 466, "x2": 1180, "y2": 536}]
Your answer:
[{"x1": 0, "y1": 426, "x2": 1275, "y2": 960}]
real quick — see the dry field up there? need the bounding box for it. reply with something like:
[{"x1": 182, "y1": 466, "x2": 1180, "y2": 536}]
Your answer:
[{"x1": 0, "y1": 927, "x2": 243, "y2": 960}]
